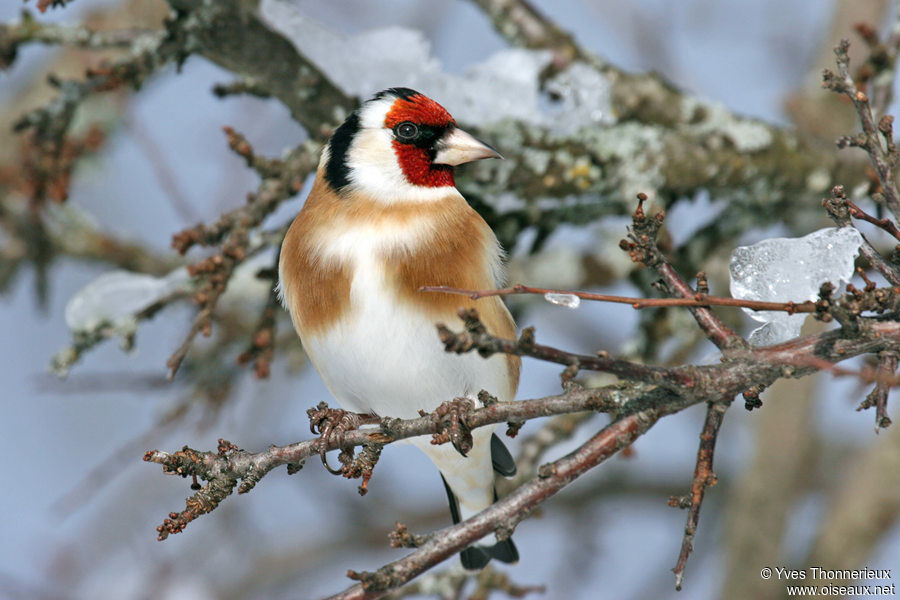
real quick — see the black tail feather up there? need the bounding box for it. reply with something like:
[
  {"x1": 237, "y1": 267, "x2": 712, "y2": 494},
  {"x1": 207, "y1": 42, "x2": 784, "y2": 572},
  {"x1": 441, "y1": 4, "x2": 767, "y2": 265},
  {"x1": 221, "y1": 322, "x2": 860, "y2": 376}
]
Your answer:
[
  {"x1": 460, "y1": 545, "x2": 491, "y2": 570},
  {"x1": 441, "y1": 475, "x2": 519, "y2": 569},
  {"x1": 487, "y1": 537, "x2": 519, "y2": 564}
]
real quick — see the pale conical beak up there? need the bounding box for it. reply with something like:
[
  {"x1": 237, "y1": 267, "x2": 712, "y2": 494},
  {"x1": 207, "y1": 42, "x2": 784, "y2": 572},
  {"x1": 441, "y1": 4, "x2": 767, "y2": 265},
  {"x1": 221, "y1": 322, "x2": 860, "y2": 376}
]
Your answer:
[{"x1": 432, "y1": 127, "x2": 503, "y2": 166}]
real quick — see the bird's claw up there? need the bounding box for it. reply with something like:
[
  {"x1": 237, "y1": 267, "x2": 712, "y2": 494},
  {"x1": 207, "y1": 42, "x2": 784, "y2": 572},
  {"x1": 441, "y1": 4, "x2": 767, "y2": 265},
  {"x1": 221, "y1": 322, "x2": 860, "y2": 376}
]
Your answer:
[
  {"x1": 306, "y1": 402, "x2": 375, "y2": 475},
  {"x1": 425, "y1": 397, "x2": 475, "y2": 456}
]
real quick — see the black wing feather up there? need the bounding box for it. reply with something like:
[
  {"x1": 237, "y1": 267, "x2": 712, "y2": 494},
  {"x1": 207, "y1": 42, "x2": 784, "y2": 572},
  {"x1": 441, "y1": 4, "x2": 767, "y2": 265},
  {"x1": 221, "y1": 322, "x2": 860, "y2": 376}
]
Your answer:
[{"x1": 490, "y1": 433, "x2": 517, "y2": 477}]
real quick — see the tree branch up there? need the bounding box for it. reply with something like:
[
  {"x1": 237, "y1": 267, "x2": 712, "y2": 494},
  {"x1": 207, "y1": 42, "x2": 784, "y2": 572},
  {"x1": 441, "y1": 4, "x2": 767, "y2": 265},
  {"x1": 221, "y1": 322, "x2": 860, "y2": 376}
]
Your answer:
[
  {"x1": 463, "y1": 0, "x2": 867, "y2": 246},
  {"x1": 438, "y1": 309, "x2": 694, "y2": 390},
  {"x1": 328, "y1": 406, "x2": 665, "y2": 600},
  {"x1": 0, "y1": 11, "x2": 153, "y2": 62},
  {"x1": 320, "y1": 311, "x2": 898, "y2": 600},
  {"x1": 143, "y1": 385, "x2": 634, "y2": 540},
  {"x1": 854, "y1": 11, "x2": 900, "y2": 120},
  {"x1": 502, "y1": 411, "x2": 595, "y2": 491},
  {"x1": 670, "y1": 399, "x2": 730, "y2": 590},
  {"x1": 824, "y1": 39, "x2": 900, "y2": 220},
  {"x1": 384, "y1": 565, "x2": 544, "y2": 600},
  {"x1": 857, "y1": 350, "x2": 897, "y2": 430},
  {"x1": 165, "y1": 0, "x2": 354, "y2": 134},
  {"x1": 623, "y1": 194, "x2": 747, "y2": 350},
  {"x1": 823, "y1": 184, "x2": 900, "y2": 285}
]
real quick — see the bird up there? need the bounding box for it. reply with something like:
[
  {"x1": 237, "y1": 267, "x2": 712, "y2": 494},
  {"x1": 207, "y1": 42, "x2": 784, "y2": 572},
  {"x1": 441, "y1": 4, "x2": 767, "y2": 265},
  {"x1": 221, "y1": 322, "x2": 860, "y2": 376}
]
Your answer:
[{"x1": 278, "y1": 87, "x2": 520, "y2": 569}]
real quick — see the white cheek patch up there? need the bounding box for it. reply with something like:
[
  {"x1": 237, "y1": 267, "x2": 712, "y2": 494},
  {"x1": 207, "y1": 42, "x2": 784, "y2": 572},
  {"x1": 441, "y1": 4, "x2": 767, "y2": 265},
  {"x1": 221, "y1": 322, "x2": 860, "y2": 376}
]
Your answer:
[
  {"x1": 347, "y1": 128, "x2": 405, "y2": 191},
  {"x1": 345, "y1": 128, "x2": 458, "y2": 203}
]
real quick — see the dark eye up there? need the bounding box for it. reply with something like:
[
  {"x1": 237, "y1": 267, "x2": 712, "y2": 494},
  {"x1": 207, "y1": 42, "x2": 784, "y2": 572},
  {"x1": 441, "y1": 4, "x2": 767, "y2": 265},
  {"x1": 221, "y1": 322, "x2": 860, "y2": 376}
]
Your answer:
[{"x1": 395, "y1": 121, "x2": 418, "y2": 141}]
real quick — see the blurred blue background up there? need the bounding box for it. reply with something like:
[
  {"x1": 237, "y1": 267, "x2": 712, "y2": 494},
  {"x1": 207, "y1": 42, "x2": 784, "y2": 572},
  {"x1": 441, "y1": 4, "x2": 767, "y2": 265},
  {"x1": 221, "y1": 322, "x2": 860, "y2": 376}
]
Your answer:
[{"x1": 1, "y1": 1, "x2": 897, "y2": 598}]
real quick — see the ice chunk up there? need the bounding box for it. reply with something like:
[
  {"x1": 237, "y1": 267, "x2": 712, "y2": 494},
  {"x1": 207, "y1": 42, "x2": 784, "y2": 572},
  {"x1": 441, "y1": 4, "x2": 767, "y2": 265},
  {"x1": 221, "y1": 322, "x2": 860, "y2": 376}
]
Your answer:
[
  {"x1": 729, "y1": 227, "x2": 862, "y2": 345},
  {"x1": 259, "y1": 0, "x2": 612, "y2": 131},
  {"x1": 65, "y1": 268, "x2": 190, "y2": 332},
  {"x1": 544, "y1": 292, "x2": 581, "y2": 309}
]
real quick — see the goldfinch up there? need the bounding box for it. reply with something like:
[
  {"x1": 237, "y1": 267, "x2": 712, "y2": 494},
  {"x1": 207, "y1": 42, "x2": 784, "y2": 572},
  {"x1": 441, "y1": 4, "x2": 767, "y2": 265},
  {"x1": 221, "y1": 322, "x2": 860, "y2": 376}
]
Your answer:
[{"x1": 278, "y1": 88, "x2": 520, "y2": 568}]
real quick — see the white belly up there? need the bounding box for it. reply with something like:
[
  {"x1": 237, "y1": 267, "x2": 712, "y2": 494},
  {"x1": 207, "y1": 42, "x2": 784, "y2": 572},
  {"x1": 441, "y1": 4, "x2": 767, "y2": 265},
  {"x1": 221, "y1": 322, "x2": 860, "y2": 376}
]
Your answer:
[{"x1": 301, "y1": 255, "x2": 510, "y2": 418}]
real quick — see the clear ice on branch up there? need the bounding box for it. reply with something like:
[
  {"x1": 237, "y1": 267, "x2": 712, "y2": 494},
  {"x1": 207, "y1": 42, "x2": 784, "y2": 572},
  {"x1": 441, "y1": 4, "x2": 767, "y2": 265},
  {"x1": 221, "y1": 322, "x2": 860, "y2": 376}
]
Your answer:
[
  {"x1": 543, "y1": 292, "x2": 581, "y2": 309},
  {"x1": 729, "y1": 227, "x2": 862, "y2": 346}
]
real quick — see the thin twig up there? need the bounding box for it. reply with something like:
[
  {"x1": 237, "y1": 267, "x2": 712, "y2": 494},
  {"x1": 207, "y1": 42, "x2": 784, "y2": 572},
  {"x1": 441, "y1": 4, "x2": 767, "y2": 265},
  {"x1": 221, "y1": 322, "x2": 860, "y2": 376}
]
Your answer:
[
  {"x1": 824, "y1": 39, "x2": 900, "y2": 219},
  {"x1": 236, "y1": 263, "x2": 281, "y2": 379},
  {"x1": 847, "y1": 198, "x2": 900, "y2": 241},
  {"x1": 623, "y1": 194, "x2": 746, "y2": 350},
  {"x1": 855, "y1": 11, "x2": 900, "y2": 119},
  {"x1": 857, "y1": 350, "x2": 897, "y2": 430},
  {"x1": 670, "y1": 400, "x2": 729, "y2": 590},
  {"x1": 11, "y1": 15, "x2": 181, "y2": 205},
  {"x1": 438, "y1": 309, "x2": 695, "y2": 390},
  {"x1": 503, "y1": 411, "x2": 595, "y2": 490},
  {"x1": 823, "y1": 184, "x2": 900, "y2": 285},
  {"x1": 422, "y1": 284, "x2": 820, "y2": 314},
  {"x1": 783, "y1": 352, "x2": 900, "y2": 388},
  {"x1": 166, "y1": 133, "x2": 317, "y2": 378},
  {"x1": 382, "y1": 565, "x2": 544, "y2": 600}
]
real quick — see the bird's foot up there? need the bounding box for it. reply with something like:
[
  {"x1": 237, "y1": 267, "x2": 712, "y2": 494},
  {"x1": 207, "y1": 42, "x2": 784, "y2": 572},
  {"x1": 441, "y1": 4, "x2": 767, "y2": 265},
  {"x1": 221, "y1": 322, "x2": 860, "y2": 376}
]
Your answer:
[
  {"x1": 423, "y1": 397, "x2": 475, "y2": 457},
  {"x1": 343, "y1": 443, "x2": 383, "y2": 496},
  {"x1": 306, "y1": 402, "x2": 377, "y2": 475}
]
